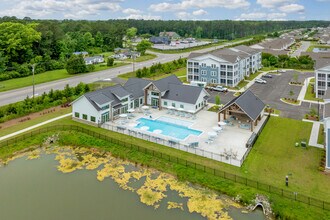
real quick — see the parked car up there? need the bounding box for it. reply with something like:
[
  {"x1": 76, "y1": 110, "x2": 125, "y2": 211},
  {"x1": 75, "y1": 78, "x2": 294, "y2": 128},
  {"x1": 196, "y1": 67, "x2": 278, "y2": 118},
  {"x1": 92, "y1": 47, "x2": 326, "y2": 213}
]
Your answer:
[
  {"x1": 211, "y1": 85, "x2": 228, "y2": 92},
  {"x1": 262, "y1": 74, "x2": 273, "y2": 78},
  {"x1": 255, "y1": 78, "x2": 267, "y2": 84},
  {"x1": 278, "y1": 69, "x2": 286, "y2": 73}
]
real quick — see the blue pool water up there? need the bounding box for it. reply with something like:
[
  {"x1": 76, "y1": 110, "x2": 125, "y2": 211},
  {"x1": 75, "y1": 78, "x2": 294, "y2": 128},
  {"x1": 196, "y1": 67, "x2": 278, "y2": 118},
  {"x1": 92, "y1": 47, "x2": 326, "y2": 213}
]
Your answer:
[{"x1": 135, "y1": 118, "x2": 202, "y2": 140}]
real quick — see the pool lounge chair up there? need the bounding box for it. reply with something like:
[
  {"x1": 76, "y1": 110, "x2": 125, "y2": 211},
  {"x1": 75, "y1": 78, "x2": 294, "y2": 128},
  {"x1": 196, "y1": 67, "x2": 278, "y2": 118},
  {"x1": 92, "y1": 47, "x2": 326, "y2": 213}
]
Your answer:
[{"x1": 188, "y1": 142, "x2": 199, "y2": 148}]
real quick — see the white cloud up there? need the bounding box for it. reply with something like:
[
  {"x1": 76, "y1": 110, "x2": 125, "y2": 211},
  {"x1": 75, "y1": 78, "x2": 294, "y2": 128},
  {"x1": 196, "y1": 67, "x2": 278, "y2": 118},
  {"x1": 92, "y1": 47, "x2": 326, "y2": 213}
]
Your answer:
[
  {"x1": 256, "y1": 0, "x2": 295, "y2": 8},
  {"x1": 121, "y1": 14, "x2": 161, "y2": 20},
  {"x1": 149, "y1": 0, "x2": 250, "y2": 12},
  {"x1": 279, "y1": 4, "x2": 304, "y2": 13},
  {"x1": 192, "y1": 9, "x2": 207, "y2": 16},
  {"x1": 176, "y1": 11, "x2": 192, "y2": 20},
  {"x1": 122, "y1": 8, "x2": 142, "y2": 14},
  {"x1": 237, "y1": 12, "x2": 286, "y2": 20},
  {"x1": 0, "y1": 0, "x2": 123, "y2": 19}
]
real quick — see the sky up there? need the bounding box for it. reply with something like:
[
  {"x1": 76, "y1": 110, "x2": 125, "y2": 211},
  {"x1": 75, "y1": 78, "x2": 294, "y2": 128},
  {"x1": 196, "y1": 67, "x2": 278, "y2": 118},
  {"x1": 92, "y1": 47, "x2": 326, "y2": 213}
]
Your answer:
[{"x1": 0, "y1": 0, "x2": 329, "y2": 21}]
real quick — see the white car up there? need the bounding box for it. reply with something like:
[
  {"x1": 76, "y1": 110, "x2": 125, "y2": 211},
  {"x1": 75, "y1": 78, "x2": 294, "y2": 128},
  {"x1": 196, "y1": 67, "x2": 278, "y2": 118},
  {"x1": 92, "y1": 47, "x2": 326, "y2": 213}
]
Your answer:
[{"x1": 255, "y1": 78, "x2": 267, "y2": 84}]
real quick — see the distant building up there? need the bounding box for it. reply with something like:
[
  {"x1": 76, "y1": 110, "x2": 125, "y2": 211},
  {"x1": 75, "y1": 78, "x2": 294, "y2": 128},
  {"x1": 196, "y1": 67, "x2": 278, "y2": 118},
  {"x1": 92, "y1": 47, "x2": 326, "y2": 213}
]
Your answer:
[
  {"x1": 159, "y1": 32, "x2": 180, "y2": 40},
  {"x1": 186, "y1": 45, "x2": 262, "y2": 87},
  {"x1": 149, "y1": 36, "x2": 171, "y2": 45},
  {"x1": 73, "y1": 51, "x2": 89, "y2": 57},
  {"x1": 84, "y1": 56, "x2": 104, "y2": 65}
]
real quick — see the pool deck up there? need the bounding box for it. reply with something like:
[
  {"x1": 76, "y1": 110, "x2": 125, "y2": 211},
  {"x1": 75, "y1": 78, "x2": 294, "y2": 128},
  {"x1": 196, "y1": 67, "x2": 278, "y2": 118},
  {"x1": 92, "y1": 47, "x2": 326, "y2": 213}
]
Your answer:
[{"x1": 102, "y1": 107, "x2": 268, "y2": 167}]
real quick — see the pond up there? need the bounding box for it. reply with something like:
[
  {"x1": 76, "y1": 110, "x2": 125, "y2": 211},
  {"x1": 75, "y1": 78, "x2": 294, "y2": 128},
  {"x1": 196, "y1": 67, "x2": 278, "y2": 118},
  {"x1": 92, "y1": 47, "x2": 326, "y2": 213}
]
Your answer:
[
  {"x1": 0, "y1": 146, "x2": 267, "y2": 220},
  {"x1": 313, "y1": 47, "x2": 330, "y2": 53}
]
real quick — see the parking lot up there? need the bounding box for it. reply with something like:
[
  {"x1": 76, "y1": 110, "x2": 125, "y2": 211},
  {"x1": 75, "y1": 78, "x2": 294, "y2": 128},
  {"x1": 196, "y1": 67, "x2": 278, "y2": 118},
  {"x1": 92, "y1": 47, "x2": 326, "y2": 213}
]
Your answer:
[{"x1": 208, "y1": 70, "x2": 320, "y2": 120}]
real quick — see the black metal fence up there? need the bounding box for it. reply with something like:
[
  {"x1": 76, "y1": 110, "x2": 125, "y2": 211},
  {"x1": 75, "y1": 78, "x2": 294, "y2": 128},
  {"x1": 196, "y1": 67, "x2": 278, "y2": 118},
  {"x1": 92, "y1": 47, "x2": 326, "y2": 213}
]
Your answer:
[{"x1": 0, "y1": 124, "x2": 329, "y2": 211}]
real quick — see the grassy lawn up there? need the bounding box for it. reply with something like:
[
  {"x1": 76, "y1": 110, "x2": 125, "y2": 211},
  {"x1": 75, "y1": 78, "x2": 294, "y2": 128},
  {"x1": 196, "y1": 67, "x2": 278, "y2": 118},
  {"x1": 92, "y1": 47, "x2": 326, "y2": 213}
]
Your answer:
[
  {"x1": 245, "y1": 71, "x2": 263, "y2": 81},
  {"x1": 119, "y1": 67, "x2": 187, "y2": 81},
  {"x1": 318, "y1": 124, "x2": 324, "y2": 145},
  {"x1": 89, "y1": 81, "x2": 116, "y2": 91},
  {"x1": 243, "y1": 117, "x2": 330, "y2": 201},
  {"x1": 126, "y1": 54, "x2": 157, "y2": 62},
  {"x1": 304, "y1": 83, "x2": 324, "y2": 102},
  {"x1": 0, "y1": 62, "x2": 128, "y2": 92},
  {"x1": 236, "y1": 80, "x2": 249, "y2": 89},
  {"x1": 0, "y1": 107, "x2": 72, "y2": 138}
]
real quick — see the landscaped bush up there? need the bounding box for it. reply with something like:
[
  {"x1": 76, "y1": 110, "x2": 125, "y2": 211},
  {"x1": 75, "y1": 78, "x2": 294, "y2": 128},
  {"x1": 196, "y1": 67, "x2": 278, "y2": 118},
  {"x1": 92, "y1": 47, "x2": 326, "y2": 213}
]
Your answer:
[
  {"x1": 0, "y1": 83, "x2": 90, "y2": 123},
  {"x1": 262, "y1": 53, "x2": 314, "y2": 70}
]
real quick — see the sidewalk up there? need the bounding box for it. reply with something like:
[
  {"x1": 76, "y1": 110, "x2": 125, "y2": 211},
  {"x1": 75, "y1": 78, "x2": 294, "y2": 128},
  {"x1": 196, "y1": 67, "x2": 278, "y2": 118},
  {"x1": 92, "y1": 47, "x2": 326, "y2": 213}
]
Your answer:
[
  {"x1": 308, "y1": 121, "x2": 324, "y2": 148},
  {"x1": 0, "y1": 113, "x2": 72, "y2": 142}
]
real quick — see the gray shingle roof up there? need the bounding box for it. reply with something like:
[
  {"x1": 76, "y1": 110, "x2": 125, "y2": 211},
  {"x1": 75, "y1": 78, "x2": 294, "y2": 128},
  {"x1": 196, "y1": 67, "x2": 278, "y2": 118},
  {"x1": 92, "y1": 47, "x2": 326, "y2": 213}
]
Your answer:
[
  {"x1": 110, "y1": 86, "x2": 131, "y2": 99},
  {"x1": 124, "y1": 78, "x2": 151, "y2": 99},
  {"x1": 153, "y1": 74, "x2": 182, "y2": 92},
  {"x1": 220, "y1": 90, "x2": 265, "y2": 121},
  {"x1": 315, "y1": 58, "x2": 330, "y2": 70},
  {"x1": 162, "y1": 83, "x2": 208, "y2": 104}
]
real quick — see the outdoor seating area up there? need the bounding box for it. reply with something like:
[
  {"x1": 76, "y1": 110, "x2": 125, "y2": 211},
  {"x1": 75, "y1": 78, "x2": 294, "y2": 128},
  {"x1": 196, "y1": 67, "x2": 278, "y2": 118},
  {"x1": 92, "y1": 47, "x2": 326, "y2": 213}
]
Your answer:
[{"x1": 101, "y1": 105, "x2": 268, "y2": 167}]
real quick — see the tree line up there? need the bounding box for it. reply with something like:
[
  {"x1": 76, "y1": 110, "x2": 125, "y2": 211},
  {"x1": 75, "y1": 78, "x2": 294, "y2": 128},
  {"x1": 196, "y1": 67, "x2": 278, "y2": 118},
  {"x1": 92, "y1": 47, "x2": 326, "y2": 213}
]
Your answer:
[
  {"x1": 262, "y1": 53, "x2": 315, "y2": 70},
  {"x1": 0, "y1": 83, "x2": 90, "y2": 123},
  {"x1": 135, "y1": 58, "x2": 186, "y2": 78}
]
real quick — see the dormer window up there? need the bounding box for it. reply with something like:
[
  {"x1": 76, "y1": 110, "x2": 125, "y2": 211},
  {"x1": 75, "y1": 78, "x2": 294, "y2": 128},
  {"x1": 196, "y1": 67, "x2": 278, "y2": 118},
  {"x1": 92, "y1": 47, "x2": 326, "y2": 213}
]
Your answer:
[
  {"x1": 121, "y1": 97, "x2": 128, "y2": 102},
  {"x1": 101, "y1": 105, "x2": 109, "y2": 110}
]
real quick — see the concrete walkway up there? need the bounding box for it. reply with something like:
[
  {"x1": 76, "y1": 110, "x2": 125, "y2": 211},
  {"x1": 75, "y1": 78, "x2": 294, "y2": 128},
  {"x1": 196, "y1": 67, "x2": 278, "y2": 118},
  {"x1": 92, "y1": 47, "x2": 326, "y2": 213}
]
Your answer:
[
  {"x1": 0, "y1": 113, "x2": 72, "y2": 142},
  {"x1": 308, "y1": 121, "x2": 324, "y2": 148}
]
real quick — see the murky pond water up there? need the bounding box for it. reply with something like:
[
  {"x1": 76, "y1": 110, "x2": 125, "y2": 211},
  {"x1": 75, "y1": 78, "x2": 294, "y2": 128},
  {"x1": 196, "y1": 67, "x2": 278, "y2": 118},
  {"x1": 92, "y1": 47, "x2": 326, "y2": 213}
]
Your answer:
[{"x1": 0, "y1": 147, "x2": 266, "y2": 220}]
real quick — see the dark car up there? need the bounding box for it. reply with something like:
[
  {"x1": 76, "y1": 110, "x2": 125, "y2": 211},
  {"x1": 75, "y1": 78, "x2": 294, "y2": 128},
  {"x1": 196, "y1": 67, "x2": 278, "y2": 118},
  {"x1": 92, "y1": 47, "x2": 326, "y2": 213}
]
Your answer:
[{"x1": 262, "y1": 74, "x2": 273, "y2": 78}]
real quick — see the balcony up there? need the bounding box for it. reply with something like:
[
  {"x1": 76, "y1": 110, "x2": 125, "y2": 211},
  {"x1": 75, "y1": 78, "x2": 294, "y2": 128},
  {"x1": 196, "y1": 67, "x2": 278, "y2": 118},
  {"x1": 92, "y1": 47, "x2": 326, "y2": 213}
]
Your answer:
[
  {"x1": 318, "y1": 77, "x2": 326, "y2": 81},
  {"x1": 318, "y1": 86, "x2": 326, "y2": 90}
]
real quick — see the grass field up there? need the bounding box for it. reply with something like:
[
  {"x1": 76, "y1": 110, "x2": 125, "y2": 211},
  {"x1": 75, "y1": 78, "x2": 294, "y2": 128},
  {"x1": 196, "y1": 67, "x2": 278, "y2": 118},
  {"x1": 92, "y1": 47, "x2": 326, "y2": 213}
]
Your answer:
[
  {"x1": 0, "y1": 107, "x2": 72, "y2": 138},
  {"x1": 119, "y1": 67, "x2": 187, "y2": 81},
  {"x1": 236, "y1": 80, "x2": 249, "y2": 89},
  {"x1": 0, "y1": 62, "x2": 127, "y2": 92},
  {"x1": 126, "y1": 54, "x2": 157, "y2": 62},
  {"x1": 304, "y1": 83, "x2": 324, "y2": 102},
  {"x1": 245, "y1": 71, "x2": 264, "y2": 81},
  {"x1": 318, "y1": 124, "x2": 324, "y2": 145}
]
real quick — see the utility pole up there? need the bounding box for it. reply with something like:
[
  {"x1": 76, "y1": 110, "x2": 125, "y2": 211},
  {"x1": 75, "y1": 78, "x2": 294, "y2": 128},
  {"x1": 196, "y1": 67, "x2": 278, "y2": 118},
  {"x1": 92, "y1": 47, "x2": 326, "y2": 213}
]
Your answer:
[
  {"x1": 32, "y1": 63, "x2": 36, "y2": 98},
  {"x1": 132, "y1": 53, "x2": 135, "y2": 74}
]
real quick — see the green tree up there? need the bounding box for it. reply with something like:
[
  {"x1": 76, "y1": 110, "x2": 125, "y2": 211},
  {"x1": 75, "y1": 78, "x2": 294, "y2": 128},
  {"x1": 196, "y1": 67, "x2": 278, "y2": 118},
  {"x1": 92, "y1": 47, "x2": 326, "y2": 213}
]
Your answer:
[
  {"x1": 83, "y1": 32, "x2": 95, "y2": 47},
  {"x1": 126, "y1": 27, "x2": 137, "y2": 39},
  {"x1": 215, "y1": 95, "x2": 221, "y2": 106},
  {"x1": 65, "y1": 55, "x2": 87, "y2": 74},
  {"x1": 136, "y1": 40, "x2": 152, "y2": 55},
  {"x1": 95, "y1": 31, "x2": 104, "y2": 47},
  {"x1": 107, "y1": 57, "x2": 114, "y2": 66},
  {"x1": 195, "y1": 26, "x2": 203, "y2": 39},
  {"x1": 0, "y1": 22, "x2": 41, "y2": 64}
]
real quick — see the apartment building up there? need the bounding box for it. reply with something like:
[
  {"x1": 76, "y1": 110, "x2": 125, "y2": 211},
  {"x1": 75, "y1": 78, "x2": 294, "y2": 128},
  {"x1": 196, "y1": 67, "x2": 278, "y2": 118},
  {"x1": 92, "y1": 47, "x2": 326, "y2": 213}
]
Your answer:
[
  {"x1": 186, "y1": 45, "x2": 262, "y2": 87},
  {"x1": 315, "y1": 59, "x2": 330, "y2": 98}
]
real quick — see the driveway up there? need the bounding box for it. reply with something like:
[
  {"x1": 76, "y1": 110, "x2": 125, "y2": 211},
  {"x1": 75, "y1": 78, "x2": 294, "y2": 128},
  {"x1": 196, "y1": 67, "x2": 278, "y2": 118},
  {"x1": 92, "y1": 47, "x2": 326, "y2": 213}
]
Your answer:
[
  {"x1": 206, "y1": 89, "x2": 235, "y2": 105},
  {"x1": 291, "y1": 41, "x2": 311, "y2": 57}
]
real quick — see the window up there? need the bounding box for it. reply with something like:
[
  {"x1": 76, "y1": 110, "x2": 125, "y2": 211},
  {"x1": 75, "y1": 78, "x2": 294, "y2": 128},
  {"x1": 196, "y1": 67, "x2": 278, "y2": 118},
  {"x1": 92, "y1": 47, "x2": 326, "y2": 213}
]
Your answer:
[
  {"x1": 201, "y1": 70, "x2": 206, "y2": 75},
  {"x1": 220, "y1": 79, "x2": 226, "y2": 84},
  {"x1": 196, "y1": 105, "x2": 198, "y2": 109},
  {"x1": 164, "y1": 101, "x2": 168, "y2": 106},
  {"x1": 74, "y1": 112, "x2": 79, "y2": 118},
  {"x1": 198, "y1": 103, "x2": 201, "y2": 107},
  {"x1": 201, "y1": 77, "x2": 206, "y2": 82},
  {"x1": 201, "y1": 63, "x2": 206, "y2": 67},
  {"x1": 101, "y1": 105, "x2": 109, "y2": 110},
  {"x1": 220, "y1": 65, "x2": 226, "y2": 69},
  {"x1": 180, "y1": 104, "x2": 184, "y2": 108},
  {"x1": 130, "y1": 102, "x2": 133, "y2": 109},
  {"x1": 140, "y1": 98, "x2": 143, "y2": 104},
  {"x1": 82, "y1": 114, "x2": 87, "y2": 120},
  {"x1": 121, "y1": 97, "x2": 128, "y2": 102},
  {"x1": 318, "y1": 90, "x2": 325, "y2": 96},
  {"x1": 91, "y1": 116, "x2": 96, "y2": 122},
  {"x1": 151, "y1": 92, "x2": 159, "y2": 96},
  {"x1": 211, "y1": 64, "x2": 216, "y2": 69},
  {"x1": 211, "y1": 79, "x2": 217, "y2": 84},
  {"x1": 172, "y1": 103, "x2": 176, "y2": 107},
  {"x1": 211, "y1": 71, "x2": 216, "y2": 76}
]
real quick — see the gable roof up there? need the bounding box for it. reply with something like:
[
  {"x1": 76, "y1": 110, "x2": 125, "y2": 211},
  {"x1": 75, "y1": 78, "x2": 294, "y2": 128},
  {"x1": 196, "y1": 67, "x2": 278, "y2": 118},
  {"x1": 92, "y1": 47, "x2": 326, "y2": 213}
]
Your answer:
[
  {"x1": 315, "y1": 58, "x2": 330, "y2": 70},
  {"x1": 153, "y1": 74, "x2": 182, "y2": 92},
  {"x1": 124, "y1": 78, "x2": 151, "y2": 99},
  {"x1": 219, "y1": 90, "x2": 265, "y2": 121},
  {"x1": 162, "y1": 83, "x2": 209, "y2": 104}
]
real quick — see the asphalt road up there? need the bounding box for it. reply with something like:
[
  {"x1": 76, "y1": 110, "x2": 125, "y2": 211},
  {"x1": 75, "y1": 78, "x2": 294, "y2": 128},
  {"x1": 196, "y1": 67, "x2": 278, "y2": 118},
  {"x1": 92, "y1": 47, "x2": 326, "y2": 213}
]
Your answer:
[
  {"x1": 291, "y1": 41, "x2": 310, "y2": 57},
  {"x1": 0, "y1": 39, "x2": 251, "y2": 106}
]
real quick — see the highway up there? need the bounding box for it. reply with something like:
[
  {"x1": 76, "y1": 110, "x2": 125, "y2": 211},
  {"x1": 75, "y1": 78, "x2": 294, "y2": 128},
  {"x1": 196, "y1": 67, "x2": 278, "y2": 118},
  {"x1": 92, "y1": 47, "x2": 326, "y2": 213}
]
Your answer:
[{"x1": 0, "y1": 39, "x2": 251, "y2": 106}]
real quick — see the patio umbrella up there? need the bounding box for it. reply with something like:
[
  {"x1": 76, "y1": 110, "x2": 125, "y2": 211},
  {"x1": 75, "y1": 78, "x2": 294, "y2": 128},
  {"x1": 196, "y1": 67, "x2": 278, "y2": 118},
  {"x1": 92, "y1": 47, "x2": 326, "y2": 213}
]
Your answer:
[
  {"x1": 218, "y1": 121, "x2": 227, "y2": 126},
  {"x1": 207, "y1": 131, "x2": 217, "y2": 137},
  {"x1": 142, "y1": 106, "x2": 149, "y2": 110},
  {"x1": 153, "y1": 129, "x2": 162, "y2": 134},
  {"x1": 212, "y1": 126, "x2": 223, "y2": 132},
  {"x1": 127, "y1": 109, "x2": 135, "y2": 113},
  {"x1": 140, "y1": 126, "x2": 149, "y2": 131}
]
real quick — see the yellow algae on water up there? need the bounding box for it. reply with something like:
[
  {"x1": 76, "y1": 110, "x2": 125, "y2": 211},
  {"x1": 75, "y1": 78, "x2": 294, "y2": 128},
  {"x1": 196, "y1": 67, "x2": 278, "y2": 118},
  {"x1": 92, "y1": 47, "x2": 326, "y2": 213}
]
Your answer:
[
  {"x1": 27, "y1": 149, "x2": 41, "y2": 160},
  {"x1": 82, "y1": 154, "x2": 108, "y2": 170},
  {"x1": 57, "y1": 158, "x2": 83, "y2": 173},
  {"x1": 167, "y1": 202, "x2": 184, "y2": 211},
  {"x1": 136, "y1": 186, "x2": 166, "y2": 207}
]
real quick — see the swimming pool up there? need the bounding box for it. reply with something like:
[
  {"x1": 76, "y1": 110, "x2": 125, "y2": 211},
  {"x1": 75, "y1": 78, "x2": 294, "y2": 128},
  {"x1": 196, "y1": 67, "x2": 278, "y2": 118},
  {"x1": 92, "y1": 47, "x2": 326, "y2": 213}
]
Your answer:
[{"x1": 135, "y1": 117, "x2": 202, "y2": 140}]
